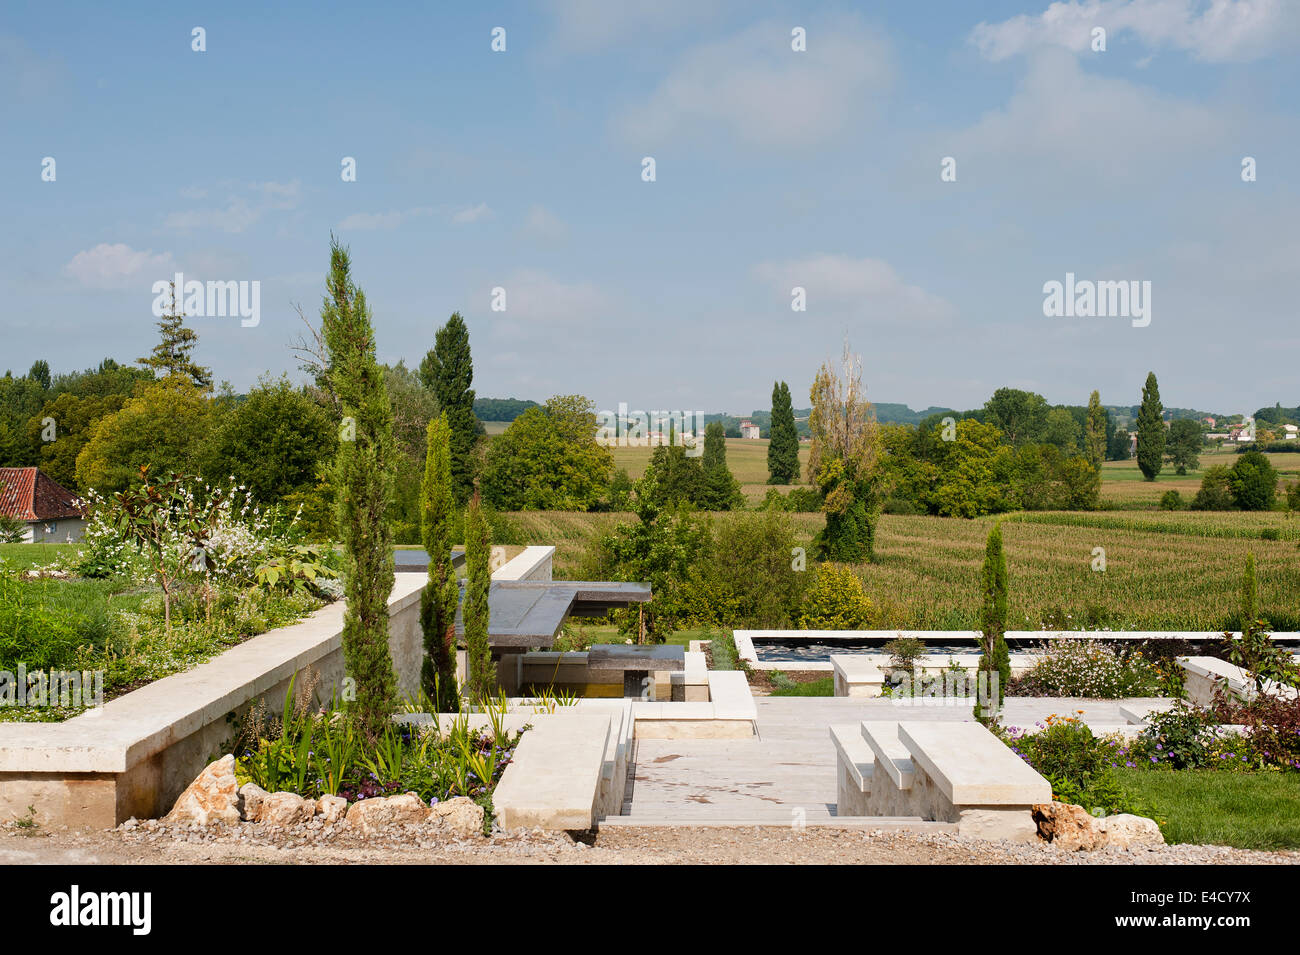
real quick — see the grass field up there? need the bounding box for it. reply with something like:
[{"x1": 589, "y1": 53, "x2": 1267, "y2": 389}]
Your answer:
[
  {"x1": 1116, "y1": 769, "x2": 1300, "y2": 850},
  {"x1": 1100, "y1": 449, "x2": 1300, "y2": 508},
  {"x1": 606, "y1": 436, "x2": 812, "y2": 504},
  {"x1": 506, "y1": 509, "x2": 1300, "y2": 631}
]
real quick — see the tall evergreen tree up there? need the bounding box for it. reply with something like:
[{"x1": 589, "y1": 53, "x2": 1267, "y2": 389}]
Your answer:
[
  {"x1": 320, "y1": 238, "x2": 398, "y2": 740},
  {"x1": 462, "y1": 491, "x2": 496, "y2": 701},
  {"x1": 27, "y1": 360, "x2": 51, "y2": 391},
  {"x1": 977, "y1": 522, "x2": 1011, "y2": 722},
  {"x1": 767, "y1": 381, "x2": 800, "y2": 484},
  {"x1": 1084, "y1": 390, "x2": 1107, "y2": 471},
  {"x1": 698, "y1": 420, "x2": 742, "y2": 510},
  {"x1": 138, "y1": 282, "x2": 213, "y2": 389},
  {"x1": 1136, "y1": 371, "x2": 1165, "y2": 482},
  {"x1": 419, "y1": 313, "x2": 478, "y2": 503},
  {"x1": 420, "y1": 413, "x2": 460, "y2": 711}
]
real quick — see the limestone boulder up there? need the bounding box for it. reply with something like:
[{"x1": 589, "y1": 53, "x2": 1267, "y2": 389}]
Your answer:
[
  {"x1": 1097, "y1": 813, "x2": 1165, "y2": 849},
  {"x1": 259, "y1": 791, "x2": 316, "y2": 827},
  {"x1": 238, "y1": 783, "x2": 269, "y2": 822},
  {"x1": 317, "y1": 795, "x2": 348, "y2": 825},
  {"x1": 164, "y1": 755, "x2": 241, "y2": 827},
  {"x1": 344, "y1": 793, "x2": 431, "y2": 835},
  {"x1": 1032, "y1": 801, "x2": 1102, "y2": 851},
  {"x1": 431, "y1": 797, "x2": 484, "y2": 838}
]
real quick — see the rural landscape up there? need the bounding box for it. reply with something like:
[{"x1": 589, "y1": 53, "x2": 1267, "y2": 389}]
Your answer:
[{"x1": 1, "y1": 0, "x2": 1297, "y2": 923}]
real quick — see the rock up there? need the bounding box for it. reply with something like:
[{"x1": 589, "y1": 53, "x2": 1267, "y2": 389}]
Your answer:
[
  {"x1": 1097, "y1": 813, "x2": 1165, "y2": 849},
  {"x1": 164, "y1": 755, "x2": 242, "y2": 827},
  {"x1": 1032, "y1": 801, "x2": 1102, "y2": 851},
  {"x1": 259, "y1": 792, "x2": 316, "y2": 827},
  {"x1": 430, "y1": 797, "x2": 484, "y2": 838},
  {"x1": 344, "y1": 793, "x2": 431, "y2": 835},
  {"x1": 317, "y1": 795, "x2": 347, "y2": 825},
  {"x1": 239, "y1": 783, "x2": 269, "y2": 822}
]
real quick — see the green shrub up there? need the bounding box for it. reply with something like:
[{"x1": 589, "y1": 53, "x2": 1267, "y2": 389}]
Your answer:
[
  {"x1": 1004, "y1": 716, "x2": 1144, "y2": 815},
  {"x1": 1159, "y1": 490, "x2": 1184, "y2": 511},
  {"x1": 1131, "y1": 702, "x2": 1224, "y2": 769},
  {"x1": 1014, "y1": 639, "x2": 1162, "y2": 698},
  {"x1": 797, "y1": 563, "x2": 871, "y2": 629}
]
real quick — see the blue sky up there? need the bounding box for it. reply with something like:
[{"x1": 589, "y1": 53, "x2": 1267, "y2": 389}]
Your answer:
[{"x1": 2, "y1": 1, "x2": 1298, "y2": 416}]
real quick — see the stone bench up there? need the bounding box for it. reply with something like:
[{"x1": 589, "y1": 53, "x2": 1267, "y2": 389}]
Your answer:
[
  {"x1": 493, "y1": 711, "x2": 613, "y2": 830},
  {"x1": 836, "y1": 720, "x2": 1051, "y2": 842},
  {"x1": 830, "y1": 655, "x2": 885, "y2": 697}
]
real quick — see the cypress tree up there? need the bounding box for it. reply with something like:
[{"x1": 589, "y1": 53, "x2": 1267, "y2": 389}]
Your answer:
[
  {"x1": 420, "y1": 413, "x2": 460, "y2": 711},
  {"x1": 1136, "y1": 371, "x2": 1165, "y2": 481},
  {"x1": 1084, "y1": 390, "x2": 1106, "y2": 471},
  {"x1": 977, "y1": 522, "x2": 1010, "y2": 722},
  {"x1": 419, "y1": 313, "x2": 478, "y2": 503},
  {"x1": 767, "y1": 381, "x2": 800, "y2": 484},
  {"x1": 138, "y1": 282, "x2": 213, "y2": 389},
  {"x1": 462, "y1": 491, "x2": 495, "y2": 702},
  {"x1": 320, "y1": 238, "x2": 398, "y2": 740},
  {"x1": 699, "y1": 421, "x2": 741, "y2": 510}
]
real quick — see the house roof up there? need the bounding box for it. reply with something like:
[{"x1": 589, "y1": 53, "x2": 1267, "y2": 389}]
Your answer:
[{"x1": 0, "y1": 468, "x2": 85, "y2": 521}]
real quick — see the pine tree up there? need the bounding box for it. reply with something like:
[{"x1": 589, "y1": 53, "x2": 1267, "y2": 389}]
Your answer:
[
  {"x1": 419, "y1": 313, "x2": 478, "y2": 503},
  {"x1": 320, "y1": 239, "x2": 398, "y2": 740},
  {"x1": 138, "y1": 283, "x2": 212, "y2": 389},
  {"x1": 1136, "y1": 371, "x2": 1165, "y2": 481},
  {"x1": 462, "y1": 491, "x2": 495, "y2": 702},
  {"x1": 699, "y1": 420, "x2": 742, "y2": 509},
  {"x1": 420, "y1": 413, "x2": 460, "y2": 711},
  {"x1": 977, "y1": 522, "x2": 1010, "y2": 722},
  {"x1": 1084, "y1": 390, "x2": 1106, "y2": 471},
  {"x1": 767, "y1": 381, "x2": 800, "y2": 484}
]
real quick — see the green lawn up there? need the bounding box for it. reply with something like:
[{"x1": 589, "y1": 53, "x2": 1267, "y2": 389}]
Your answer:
[
  {"x1": 768, "y1": 675, "x2": 834, "y2": 696},
  {"x1": 1116, "y1": 768, "x2": 1300, "y2": 850},
  {"x1": 0, "y1": 543, "x2": 79, "y2": 572}
]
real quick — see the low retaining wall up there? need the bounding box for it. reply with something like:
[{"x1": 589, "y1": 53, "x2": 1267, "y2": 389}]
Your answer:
[
  {"x1": 0, "y1": 573, "x2": 429, "y2": 828},
  {"x1": 1179, "y1": 655, "x2": 1299, "y2": 708}
]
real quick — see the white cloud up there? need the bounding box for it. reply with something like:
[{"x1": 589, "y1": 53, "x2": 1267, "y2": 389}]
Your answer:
[
  {"x1": 942, "y1": 49, "x2": 1229, "y2": 185},
  {"x1": 452, "y1": 202, "x2": 493, "y2": 224},
  {"x1": 521, "y1": 204, "x2": 568, "y2": 240},
  {"x1": 970, "y1": 0, "x2": 1300, "y2": 63},
  {"x1": 751, "y1": 254, "x2": 956, "y2": 325},
  {"x1": 165, "y1": 180, "x2": 301, "y2": 233},
  {"x1": 616, "y1": 15, "x2": 893, "y2": 149},
  {"x1": 487, "y1": 269, "x2": 610, "y2": 329},
  {"x1": 63, "y1": 243, "x2": 174, "y2": 289},
  {"x1": 337, "y1": 207, "x2": 434, "y2": 231}
]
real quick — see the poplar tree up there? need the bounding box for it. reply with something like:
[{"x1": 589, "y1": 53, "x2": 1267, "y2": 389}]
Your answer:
[
  {"x1": 320, "y1": 238, "x2": 398, "y2": 739},
  {"x1": 419, "y1": 313, "x2": 478, "y2": 503},
  {"x1": 420, "y1": 413, "x2": 460, "y2": 711},
  {"x1": 767, "y1": 381, "x2": 800, "y2": 484},
  {"x1": 1136, "y1": 372, "x2": 1165, "y2": 482},
  {"x1": 1084, "y1": 390, "x2": 1107, "y2": 471},
  {"x1": 462, "y1": 491, "x2": 495, "y2": 702}
]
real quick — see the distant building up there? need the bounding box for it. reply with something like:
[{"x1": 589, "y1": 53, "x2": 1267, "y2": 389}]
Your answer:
[
  {"x1": 739, "y1": 421, "x2": 761, "y2": 439},
  {"x1": 1284, "y1": 424, "x2": 1298, "y2": 441},
  {"x1": 0, "y1": 467, "x2": 86, "y2": 543}
]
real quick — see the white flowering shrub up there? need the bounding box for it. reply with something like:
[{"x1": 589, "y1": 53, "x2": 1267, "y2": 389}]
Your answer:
[
  {"x1": 75, "y1": 479, "x2": 315, "y2": 588},
  {"x1": 1015, "y1": 639, "x2": 1162, "y2": 699}
]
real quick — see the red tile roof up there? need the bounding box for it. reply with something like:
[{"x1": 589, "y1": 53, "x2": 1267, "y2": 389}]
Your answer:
[{"x1": 0, "y1": 468, "x2": 85, "y2": 521}]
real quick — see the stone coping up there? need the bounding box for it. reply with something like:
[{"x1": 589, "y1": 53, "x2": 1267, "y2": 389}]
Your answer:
[
  {"x1": 493, "y1": 711, "x2": 613, "y2": 830},
  {"x1": 897, "y1": 721, "x2": 1052, "y2": 806},
  {"x1": 1178, "y1": 655, "x2": 1299, "y2": 701}
]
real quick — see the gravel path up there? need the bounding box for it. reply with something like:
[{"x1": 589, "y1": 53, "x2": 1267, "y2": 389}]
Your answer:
[{"x1": 2, "y1": 821, "x2": 1295, "y2": 865}]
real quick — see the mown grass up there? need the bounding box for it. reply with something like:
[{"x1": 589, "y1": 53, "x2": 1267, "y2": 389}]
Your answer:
[
  {"x1": 506, "y1": 509, "x2": 1300, "y2": 631},
  {"x1": 0, "y1": 543, "x2": 79, "y2": 572},
  {"x1": 768, "y1": 675, "x2": 835, "y2": 697},
  {"x1": 1115, "y1": 768, "x2": 1300, "y2": 850}
]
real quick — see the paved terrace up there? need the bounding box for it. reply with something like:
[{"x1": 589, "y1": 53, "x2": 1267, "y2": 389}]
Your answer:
[{"x1": 612, "y1": 696, "x2": 1156, "y2": 826}]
